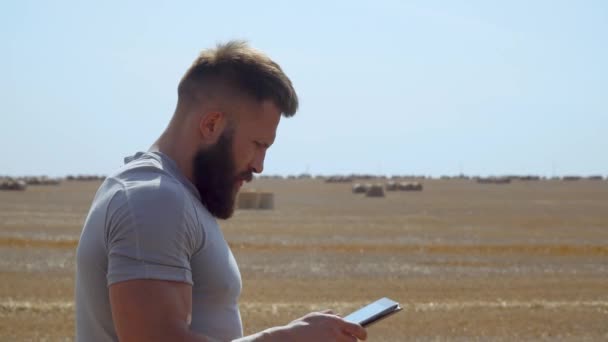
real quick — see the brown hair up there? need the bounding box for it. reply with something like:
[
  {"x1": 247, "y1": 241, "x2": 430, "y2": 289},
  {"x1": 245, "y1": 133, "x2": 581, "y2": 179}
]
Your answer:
[{"x1": 178, "y1": 40, "x2": 298, "y2": 116}]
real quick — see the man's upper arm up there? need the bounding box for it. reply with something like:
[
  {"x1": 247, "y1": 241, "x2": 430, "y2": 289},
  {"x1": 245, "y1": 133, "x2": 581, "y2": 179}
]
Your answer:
[
  {"x1": 109, "y1": 279, "x2": 205, "y2": 342},
  {"x1": 105, "y1": 179, "x2": 205, "y2": 340},
  {"x1": 105, "y1": 181, "x2": 202, "y2": 287}
]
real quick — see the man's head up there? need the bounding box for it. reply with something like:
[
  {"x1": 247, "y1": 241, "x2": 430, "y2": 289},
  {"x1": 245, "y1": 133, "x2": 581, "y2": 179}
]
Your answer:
[{"x1": 173, "y1": 40, "x2": 298, "y2": 219}]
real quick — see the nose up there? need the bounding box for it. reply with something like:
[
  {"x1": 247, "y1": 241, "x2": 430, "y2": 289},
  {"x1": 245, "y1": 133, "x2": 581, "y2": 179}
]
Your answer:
[{"x1": 251, "y1": 149, "x2": 266, "y2": 174}]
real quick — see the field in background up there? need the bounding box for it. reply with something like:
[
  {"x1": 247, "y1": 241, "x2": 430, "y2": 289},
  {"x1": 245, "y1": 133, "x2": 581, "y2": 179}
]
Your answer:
[{"x1": 1, "y1": 179, "x2": 607, "y2": 341}]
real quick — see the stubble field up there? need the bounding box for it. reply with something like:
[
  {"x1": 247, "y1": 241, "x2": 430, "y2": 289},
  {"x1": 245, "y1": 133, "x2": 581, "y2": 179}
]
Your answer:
[{"x1": 1, "y1": 178, "x2": 607, "y2": 341}]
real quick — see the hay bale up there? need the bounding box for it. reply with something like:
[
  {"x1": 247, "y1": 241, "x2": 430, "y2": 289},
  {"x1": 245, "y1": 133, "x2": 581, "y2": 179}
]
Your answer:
[
  {"x1": 237, "y1": 191, "x2": 275, "y2": 210},
  {"x1": 399, "y1": 182, "x2": 423, "y2": 191},
  {"x1": 237, "y1": 191, "x2": 259, "y2": 209},
  {"x1": 257, "y1": 192, "x2": 274, "y2": 210},
  {"x1": 352, "y1": 183, "x2": 368, "y2": 194},
  {"x1": 0, "y1": 179, "x2": 27, "y2": 191},
  {"x1": 365, "y1": 184, "x2": 385, "y2": 197},
  {"x1": 385, "y1": 181, "x2": 399, "y2": 191}
]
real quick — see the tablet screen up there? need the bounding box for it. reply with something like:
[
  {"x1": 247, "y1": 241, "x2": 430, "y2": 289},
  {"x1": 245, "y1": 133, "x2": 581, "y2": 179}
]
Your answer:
[{"x1": 344, "y1": 297, "x2": 401, "y2": 327}]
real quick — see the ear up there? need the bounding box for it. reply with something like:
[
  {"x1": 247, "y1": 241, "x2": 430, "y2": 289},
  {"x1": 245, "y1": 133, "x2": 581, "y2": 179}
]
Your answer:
[{"x1": 198, "y1": 111, "x2": 227, "y2": 143}]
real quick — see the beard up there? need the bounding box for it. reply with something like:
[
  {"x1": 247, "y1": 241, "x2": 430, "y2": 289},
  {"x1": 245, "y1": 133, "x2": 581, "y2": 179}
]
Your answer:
[{"x1": 192, "y1": 129, "x2": 252, "y2": 219}]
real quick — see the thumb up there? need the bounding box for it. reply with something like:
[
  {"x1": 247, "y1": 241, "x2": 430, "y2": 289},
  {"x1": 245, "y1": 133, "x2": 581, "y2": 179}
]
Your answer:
[{"x1": 320, "y1": 309, "x2": 343, "y2": 317}]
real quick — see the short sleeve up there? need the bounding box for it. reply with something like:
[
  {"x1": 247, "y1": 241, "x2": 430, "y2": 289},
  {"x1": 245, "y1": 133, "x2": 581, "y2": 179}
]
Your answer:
[{"x1": 105, "y1": 179, "x2": 199, "y2": 286}]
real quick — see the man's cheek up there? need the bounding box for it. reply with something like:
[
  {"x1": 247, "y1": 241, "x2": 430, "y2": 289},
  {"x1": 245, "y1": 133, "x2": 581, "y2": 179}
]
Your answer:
[{"x1": 233, "y1": 151, "x2": 250, "y2": 174}]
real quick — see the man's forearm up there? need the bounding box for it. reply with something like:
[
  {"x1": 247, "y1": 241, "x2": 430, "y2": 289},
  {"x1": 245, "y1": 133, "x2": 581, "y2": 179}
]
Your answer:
[
  {"x1": 180, "y1": 325, "x2": 287, "y2": 342},
  {"x1": 232, "y1": 326, "x2": 287, "y2": 342}
]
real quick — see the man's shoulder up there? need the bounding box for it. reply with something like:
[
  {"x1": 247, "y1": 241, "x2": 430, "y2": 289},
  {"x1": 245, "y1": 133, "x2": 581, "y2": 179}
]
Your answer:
[
  {"x1": 97, "y1": 154, "x2": 201, "y2": 247},
  {"x1": 103, "y1": 153, "x2": 188, "y2": 213},
  {"x1": 112, "y1": 152, "x2": 170, "y2": 181}
]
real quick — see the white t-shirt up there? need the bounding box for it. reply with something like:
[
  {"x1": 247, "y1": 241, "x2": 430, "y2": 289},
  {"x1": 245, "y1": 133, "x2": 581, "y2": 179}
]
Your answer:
[{"x1": 75, "y1": 151, "x2": 243, "y2": 341}]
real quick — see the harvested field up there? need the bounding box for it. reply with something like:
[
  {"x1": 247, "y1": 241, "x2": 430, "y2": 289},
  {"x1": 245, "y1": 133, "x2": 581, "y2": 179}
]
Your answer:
[{"x1": 1, "y1": 179, "x2": 607, "y2": 341}]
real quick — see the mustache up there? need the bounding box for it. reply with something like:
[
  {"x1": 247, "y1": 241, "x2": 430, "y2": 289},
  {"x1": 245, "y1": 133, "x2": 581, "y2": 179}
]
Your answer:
[{"x1": 237, "y1": 170, "x2": 254, "y2": 182}]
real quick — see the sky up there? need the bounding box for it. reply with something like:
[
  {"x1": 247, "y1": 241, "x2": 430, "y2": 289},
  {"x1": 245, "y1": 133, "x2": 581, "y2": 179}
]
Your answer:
[{"x1": 1, "y1": 0, "x2": 607, "y2": 178}]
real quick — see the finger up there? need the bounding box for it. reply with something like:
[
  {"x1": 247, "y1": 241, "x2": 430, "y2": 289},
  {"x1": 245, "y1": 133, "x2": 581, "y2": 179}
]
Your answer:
[
  {"x1": 341, "y1": 322, "x2": 367, "y2": 340},
  {"x1": 320, "y1": 309, "x2": 334, "y2": 314}
]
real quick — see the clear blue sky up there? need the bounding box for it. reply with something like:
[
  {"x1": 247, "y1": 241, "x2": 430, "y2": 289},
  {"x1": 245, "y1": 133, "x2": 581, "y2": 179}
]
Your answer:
[{"x1": 2, "y1": 0, "x2": 607, "y2": 177}]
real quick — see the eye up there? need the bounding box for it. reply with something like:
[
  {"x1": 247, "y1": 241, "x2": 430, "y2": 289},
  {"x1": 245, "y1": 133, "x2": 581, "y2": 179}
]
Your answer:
[{"x1": 254, "y1": 141, "x2": 268, "y2": 149}]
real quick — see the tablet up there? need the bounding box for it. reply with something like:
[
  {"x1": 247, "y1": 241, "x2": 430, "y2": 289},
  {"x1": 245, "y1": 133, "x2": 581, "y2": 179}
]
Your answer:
[{"x1": 343, "y1": 297, "x2": 402, "y2": 327}]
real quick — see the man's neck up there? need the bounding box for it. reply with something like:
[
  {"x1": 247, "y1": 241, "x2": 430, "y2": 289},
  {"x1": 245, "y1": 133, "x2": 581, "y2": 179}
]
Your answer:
[{"x1": 150, "y1": 128, "x2": 195, "y2": 183}]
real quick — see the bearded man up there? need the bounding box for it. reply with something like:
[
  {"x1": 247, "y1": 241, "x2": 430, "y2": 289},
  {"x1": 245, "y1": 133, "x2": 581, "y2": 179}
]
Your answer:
[{"x1": 75, "y1": 41, "x2": 367, "y2": 342}]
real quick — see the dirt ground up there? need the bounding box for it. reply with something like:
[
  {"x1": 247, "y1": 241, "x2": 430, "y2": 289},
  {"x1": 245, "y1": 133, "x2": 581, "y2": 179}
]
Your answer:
[{"x1": 1, "y1": 178, "x2": 607, "y2": 341}]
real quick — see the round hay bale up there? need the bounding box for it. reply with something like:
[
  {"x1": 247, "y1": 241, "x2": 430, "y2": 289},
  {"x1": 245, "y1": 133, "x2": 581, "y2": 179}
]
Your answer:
[
  {"x1": 365, "y1": 184, "x2": 385, "y2": 197},
  {"x1": 352, "y1": 183, "x2": 368, "y2": 194},
  {"x1": 385, "y1": 181, "x2": 399, "y2": 191},
  {"x1": 399, "y1": 182, "x2": 423, "y2": 191},
  {"x1": 257, "y1": 192, "x2": 274, "y2": 210},
  {"x1": 0, "y1": 179, "x2": 27, "y2": 191},
  {"x1": 237, "y1": 191, "x2": 259, "y2": 209}
]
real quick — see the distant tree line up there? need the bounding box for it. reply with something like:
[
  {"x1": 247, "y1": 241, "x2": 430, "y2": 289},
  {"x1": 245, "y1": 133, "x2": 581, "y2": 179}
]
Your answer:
[{"x1": 0, "y1": 174, "x2": 107, "y2": 191}]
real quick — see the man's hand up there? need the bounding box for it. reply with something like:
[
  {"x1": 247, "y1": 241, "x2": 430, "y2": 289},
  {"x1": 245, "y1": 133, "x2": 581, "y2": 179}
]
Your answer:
[{"x1": 270, "y1": 310, "x2": 367, "y2": 342}]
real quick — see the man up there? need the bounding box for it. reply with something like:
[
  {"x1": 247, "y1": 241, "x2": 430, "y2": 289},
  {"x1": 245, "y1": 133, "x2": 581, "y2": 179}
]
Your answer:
[{"x1": 75, "y1": 41, "x2": 367, "y2": 342}]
